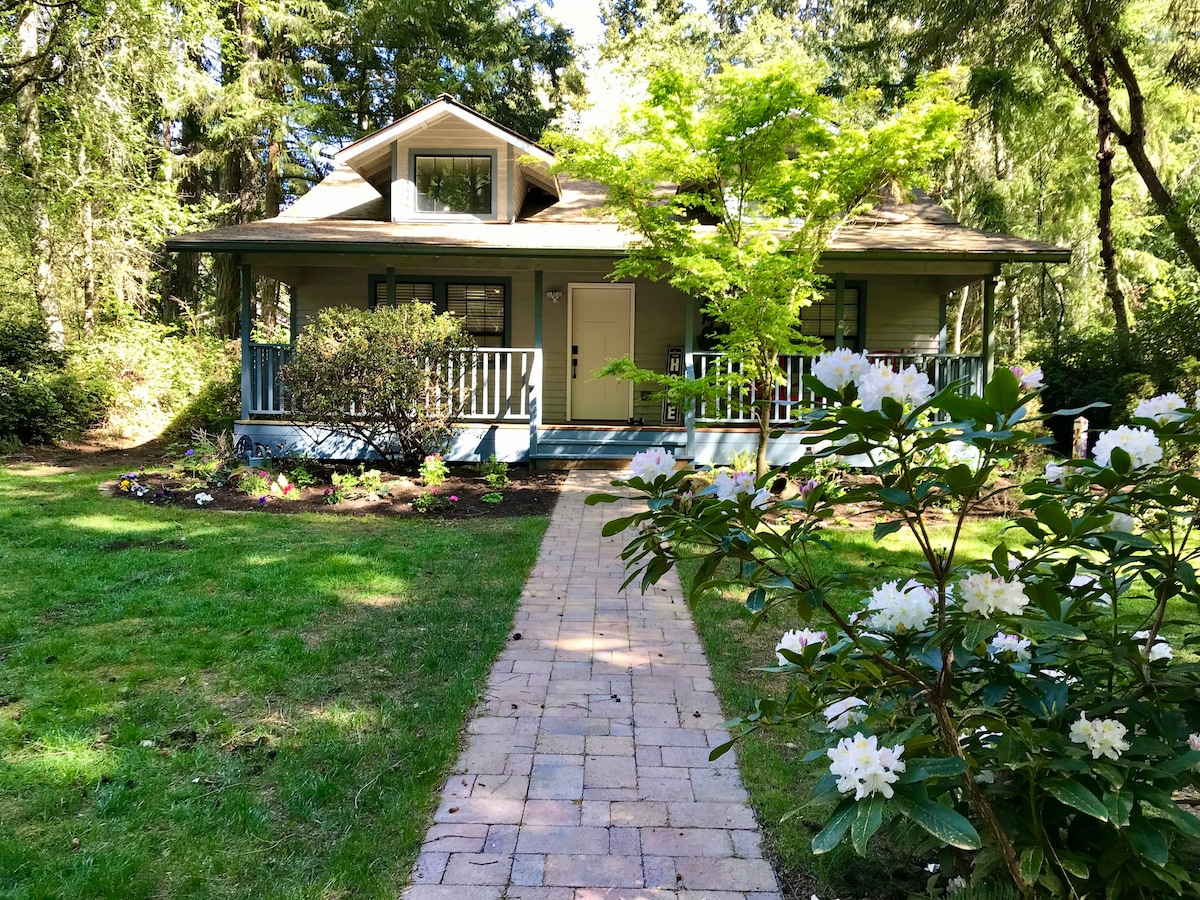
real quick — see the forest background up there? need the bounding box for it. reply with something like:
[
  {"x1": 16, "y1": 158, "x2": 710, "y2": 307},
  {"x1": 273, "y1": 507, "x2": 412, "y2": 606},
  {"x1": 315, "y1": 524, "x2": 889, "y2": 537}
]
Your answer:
[{"x1": 2, "y1": 0, "x2": 1198, "y2": 448}]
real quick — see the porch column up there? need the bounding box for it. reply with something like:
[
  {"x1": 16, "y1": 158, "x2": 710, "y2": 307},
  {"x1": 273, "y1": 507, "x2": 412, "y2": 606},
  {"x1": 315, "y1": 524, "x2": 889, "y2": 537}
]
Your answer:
[
  {"x1": 385, "y1": 266, "x2": 396, "y2": 308},
  {"x1": 834, "y1": 273, "x2": 846, "y2": 348},
  {"x1": 239, "y1": 258, "x2": 252, "y2": 419},
  {"x1": 937, "y1": 292, "x2": 948, "y2": 354},
  {"x1": 530, "y1": 269, "x2": 543, "y2": 460},
  {"x1": 289, "y1": 286, "x2": 298, "y2": 344},
  {"x1": 981, "y1": 271, "x2": 997, "y2": 383},
  {"x1": 684, "y1": 296, "x2": 696, "y2": 459}
]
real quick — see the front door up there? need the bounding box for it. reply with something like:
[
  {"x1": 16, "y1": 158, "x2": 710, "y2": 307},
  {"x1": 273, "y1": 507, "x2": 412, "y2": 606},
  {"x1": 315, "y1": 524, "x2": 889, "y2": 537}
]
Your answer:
[{"x1": 569, "y1": 284, "x2": 633, "y2": 421}]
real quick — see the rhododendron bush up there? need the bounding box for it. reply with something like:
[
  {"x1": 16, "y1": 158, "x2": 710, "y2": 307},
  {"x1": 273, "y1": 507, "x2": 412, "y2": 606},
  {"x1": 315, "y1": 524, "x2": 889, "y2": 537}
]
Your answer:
[{"x1": 592, "y1": 358, "x2": 1200, "y2": 898}]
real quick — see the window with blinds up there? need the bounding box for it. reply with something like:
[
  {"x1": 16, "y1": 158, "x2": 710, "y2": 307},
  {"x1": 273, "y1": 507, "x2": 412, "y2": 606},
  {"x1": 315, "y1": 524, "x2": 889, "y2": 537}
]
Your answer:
[
  {"x1": 447, "y1": 283, "x2": 506, "y2": 347},
  {"x1": 372, "y1": 281, "x2": 435, "y2": 307},
  {"x1": 800, "y1": 287, "x2": 861, "y2": 350}
]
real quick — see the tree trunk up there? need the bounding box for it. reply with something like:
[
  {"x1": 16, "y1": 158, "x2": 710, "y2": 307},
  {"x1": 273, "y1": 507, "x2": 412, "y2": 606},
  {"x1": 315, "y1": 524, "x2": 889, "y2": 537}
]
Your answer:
[
  {"x1": 1088, "y1": 45, "x2": 1132, "y2": 359},
  {"x1": 15, "y1": 3, "x2": 62, "y2": 348},
  {"x1": 755, "y1": 399, "x2": 770, "y2": 479}
]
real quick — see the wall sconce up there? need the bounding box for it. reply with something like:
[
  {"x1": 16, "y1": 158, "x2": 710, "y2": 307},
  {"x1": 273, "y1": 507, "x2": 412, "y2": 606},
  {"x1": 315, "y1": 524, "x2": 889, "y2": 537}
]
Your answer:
[{"x1": 545, "y1": 290, "x2": 563, "y2": 304}]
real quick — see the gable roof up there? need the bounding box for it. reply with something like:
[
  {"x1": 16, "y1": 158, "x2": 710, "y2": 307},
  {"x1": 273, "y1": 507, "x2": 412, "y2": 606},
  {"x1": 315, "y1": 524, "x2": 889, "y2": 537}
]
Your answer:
[{"x1": 334, "y1": 94, "x2": 556, "y2": 173}]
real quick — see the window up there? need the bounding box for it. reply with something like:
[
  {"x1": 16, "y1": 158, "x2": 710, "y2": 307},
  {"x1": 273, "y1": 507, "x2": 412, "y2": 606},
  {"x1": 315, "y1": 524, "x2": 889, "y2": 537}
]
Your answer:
[
  {"x1": 367, "y1": 276, "x2": 509, "y2": 346},
  {"x1": 801, "y1": 286, "x2": 861, "y2": 350},
  {"x1": 414, "y1": 155, "x2": 493, "y2": 215}
]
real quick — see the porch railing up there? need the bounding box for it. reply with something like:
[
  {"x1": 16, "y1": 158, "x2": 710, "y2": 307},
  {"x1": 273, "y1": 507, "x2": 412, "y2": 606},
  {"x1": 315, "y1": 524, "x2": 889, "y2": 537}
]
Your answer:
[
  {"x1": 693, "y1": 351, "x2": 984, "y2": 425},
  {"x1": 245, "y1": 343, "x2": 541, "y2": 422}
]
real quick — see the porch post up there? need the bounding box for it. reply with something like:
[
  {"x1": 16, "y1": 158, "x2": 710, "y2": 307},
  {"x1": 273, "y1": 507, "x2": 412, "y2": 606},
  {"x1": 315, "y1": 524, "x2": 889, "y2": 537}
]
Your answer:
[
  {"x1": 834, "y1": 273, "x2": 846, "y2": 348},
  {"x1": 289, "y1": 286, "x2": 298, "y2": 344},
  {"x1": 530, "y1": 269, "x2": 544, "y2": 461},
  {"x1": 982, "y1": 271, "x2": 997, "y2": 383},
  {"x1": 239, "y1": 258, "x2": 252, "y2": 420},
  {"x1": 386, "y1": 266, "x2": 396, "y2": 308},
  {"x1": 937, "y1": 292, "x2": 948, "y2": 354},
  {"x1": 684, "y1": 296, "x2": 696, "y2": 459}
]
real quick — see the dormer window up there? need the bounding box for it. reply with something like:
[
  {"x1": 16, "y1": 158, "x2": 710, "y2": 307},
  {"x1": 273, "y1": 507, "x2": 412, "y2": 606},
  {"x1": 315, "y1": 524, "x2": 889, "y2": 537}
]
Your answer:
[{"x1": 415, "y1": 154, "x2": 493, "y2": 215}]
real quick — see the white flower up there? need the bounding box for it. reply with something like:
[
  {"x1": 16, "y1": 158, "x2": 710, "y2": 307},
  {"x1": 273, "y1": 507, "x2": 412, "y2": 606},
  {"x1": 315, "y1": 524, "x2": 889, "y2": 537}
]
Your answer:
[
  {"x1": 1106, "y1": 511, "x2": 1137, "y2": 533},
  {"x1": 629, "y1": 446, "x2": 675, "y2": 481},
  {"x1": 1069, "y1": 713, "x2": 1130, "y2": 760},
  {"x1": 812, "y1": 348, "x2": 872, "y2": 391},
  {"x1": 959, "y1": 573, "x2": 1030, "y2": 617},
  {"x1": 974, "y1": 769, "x2": 996, "y2": 784},
  {"x1": 1044, "y1": 461, "x2": 1066, "y2": 483},
  {"x1": 1188, "y1": 734, "x2": 1200, "y2": 771},
  {"x1": 1134, "y1": 392, "x2": 1185, "y2": 424},
  {"x1": 865, "y1": 580, "x2": 935, "y2": 633},
  {"x1": 943, "y1": 440, "x2": 981, "y2": 468},
  {"x1": 827, "y1": 732, "x2": 907, "y2": 800},
  {"x1": 948, "y1": 876, "x2": 968, "y2": 894},
  {"x1": 195, "y1": 492, "x2": 214, "y2": 506},
  {"x1": 775, "y1": 628, "x2": 826, "y2": 665},
  {"x1": 714, "y1": 470, "x2": 756, "y2": 501},
  {"x1": 824, "y1": 696, "x2": 868, "y2": 730},
  {"x1": 1133, "y1": 630, "x2": 1174, "y2": 662},
  {"x1": 857, "y1": 363, "x2": 935, "y2": 412},
  {"x1": 1010, "y1": 365, "x2": 1044, "y2": 391},
  {"x1": 988, "y1": 632, "x2": 1032, "y2": 661},
  {"x1": 1093, "y1": 425, "x2": 1162, "y2": 469},
  {"x1": 750, "y1": 487, "x2": 772, "y2": 510}
]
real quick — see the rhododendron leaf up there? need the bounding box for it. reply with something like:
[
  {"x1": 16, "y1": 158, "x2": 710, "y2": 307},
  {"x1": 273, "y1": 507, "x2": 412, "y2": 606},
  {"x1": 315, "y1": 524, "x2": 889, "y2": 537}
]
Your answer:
[
  {"x1": 1024, "y1": 619, "x2": 1086, "y2": 640},
  {"x1": 1055, "y1": 851, "x2": 1090, "y2": 880},
  {"x1": 584, "y1": 492, "x2": 621, "y2": 505},
  {"x1": 1157, "y1": 800, "x2": 1200, "y2": 839},
  {"x1": 1020, "y1": 846, "x2": 1044, "y2": 884},
  {"x1": 981, "y1": 682, "x2": 1009, "y2": 708},
  {"x1": 904, "y1": 756, "x2": 968, "y2": 781},
  {"x1": 1045, "y1": 779, "x2": 1109, "y2": 821},
  {"x1": 984, "y1": 367, "x2": 1020, "y2": 411},
  {"x1": 1102, "y1": 790, "x2": 1134, "y2": 827},
  {"x1": 1155, "y1": 749, "x2": 1200, "y2": 777},
  {"x1": 873, "y1": 519, "x2": 904, "y2": 540},
  {"x1": 851, "y1": 794, "x2": 885, "y2": 855},
  {"x1": 1034, "y1": 503, "x2": 1073, "y2": 536},
  {"x1": 708, "y1": 738, "x2": 738, "y2": 761},
  {"x1": 601, "y1": 516, "x2": 637, "y2": 536},
  {"x1": 878, "y1": 487, "x2": 910, "y2": 505},
  {"x1": 963, "y1": 620, "x2": 999, "y2": 651},
  {"x1": 1109, "y1": 446, "x2": 1133, "y2": 475},
  {"x1": 811, "y1": 801, "x2": 857, "y2": 854},
  {"x1": 895, "y1": 796, "x2": 981, "y2": 849},
  {"x1": 744, "y1": 587, "x2": 766, "y2": 612},
  {"x1": 1127, "y1": 818, "x2": 1168, "y2": 864}
]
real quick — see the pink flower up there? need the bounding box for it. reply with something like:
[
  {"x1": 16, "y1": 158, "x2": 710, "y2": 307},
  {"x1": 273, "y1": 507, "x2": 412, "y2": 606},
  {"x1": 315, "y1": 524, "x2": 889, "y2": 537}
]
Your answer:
[{"x1": 450, "y1": 495, "x2": 459, "y2": 502}]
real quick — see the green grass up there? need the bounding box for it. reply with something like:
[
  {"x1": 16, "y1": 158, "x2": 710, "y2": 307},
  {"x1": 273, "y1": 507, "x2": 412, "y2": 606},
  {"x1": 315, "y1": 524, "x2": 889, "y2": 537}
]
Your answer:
[{"x1": 0, "y1": 462, "x2": 549, "y2": 899}]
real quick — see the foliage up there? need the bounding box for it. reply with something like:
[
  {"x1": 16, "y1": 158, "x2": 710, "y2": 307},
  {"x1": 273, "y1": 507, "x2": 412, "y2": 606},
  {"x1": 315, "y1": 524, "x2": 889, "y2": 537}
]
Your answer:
[
  {"x1": 174, "y1": 429, "x2": 238, "y2": 482},
  {"x1": 235, "y1": 469, "x2": 275, "y2": 498},
  {"x1": 474, "y1": 453, "x2": 510, "y2": 489},
  {"x1": 420, "y1": 452, "x2": 450, "y2": 487},
  {"x1": 0, "y1": 460, "x2": 547, "y2": 897},
  {"x1": 280, "y1": 305, "x2": 473, "y2": 468},
  {"x1": 481, "y1": 492, "x2": 503, "y2": 504},
  {"x1": 411, "y1": 489, "x2": 453, "y2": 514},
  {"x1": 552, "y1": 58, "x2": 965, "y2": 474},
  {"x1": 593, "y1": 362, "x2": 1200, "y2": 898}
]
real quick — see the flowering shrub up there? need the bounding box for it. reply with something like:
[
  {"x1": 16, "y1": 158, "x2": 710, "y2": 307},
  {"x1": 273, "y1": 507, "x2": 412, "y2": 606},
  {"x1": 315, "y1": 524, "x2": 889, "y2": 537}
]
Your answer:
[
  {"x1": 590, "y1": 354, "x2": 1200, "y2": 898},
  {"x1": 420, "y1": 453, "x2": 449, "y2": 487},
  {"x1": 412, "y1": 489, "x2": 451, "y2": 513},
  {"x1": 236, "y1": 470, "x2": 274, "y2": 497}
]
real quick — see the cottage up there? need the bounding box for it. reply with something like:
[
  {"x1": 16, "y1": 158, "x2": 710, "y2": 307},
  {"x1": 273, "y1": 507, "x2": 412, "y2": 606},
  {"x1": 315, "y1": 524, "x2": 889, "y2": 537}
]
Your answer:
[{"x1": 167, "y1": 95, "x2": 1070, "y2": 465}]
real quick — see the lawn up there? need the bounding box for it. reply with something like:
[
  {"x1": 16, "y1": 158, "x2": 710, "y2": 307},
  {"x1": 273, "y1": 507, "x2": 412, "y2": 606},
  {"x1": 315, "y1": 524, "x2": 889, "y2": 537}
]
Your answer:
[
  {"x1": 0, "y1": 460, "x2": 548, "y2": 899},
  {"x1": 679, "y1": 518, "x2": 1196, "y2": 900}
]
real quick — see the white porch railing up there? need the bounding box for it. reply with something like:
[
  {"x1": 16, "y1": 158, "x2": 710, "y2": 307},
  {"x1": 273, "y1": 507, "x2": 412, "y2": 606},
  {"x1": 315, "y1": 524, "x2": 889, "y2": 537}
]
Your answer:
[
  {"x1": 693, "y1": 351, "x2": 984, "y2": 425},
  {"x1": 245, "y1": 344, "x2": 541, "y2": 422}
]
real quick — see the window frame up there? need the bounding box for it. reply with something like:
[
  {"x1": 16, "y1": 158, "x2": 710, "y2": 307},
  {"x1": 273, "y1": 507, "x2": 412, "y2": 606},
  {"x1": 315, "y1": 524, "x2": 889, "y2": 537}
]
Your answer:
[
  {"x1": 409, "y1": 149, "x2": 499, "y2": 220},
  {"x1": 367, "y1": 274, "x2": 511, "y2": 346},
  {"x1": 800, "y1": 281, "x2": 866, "y2": 351}
]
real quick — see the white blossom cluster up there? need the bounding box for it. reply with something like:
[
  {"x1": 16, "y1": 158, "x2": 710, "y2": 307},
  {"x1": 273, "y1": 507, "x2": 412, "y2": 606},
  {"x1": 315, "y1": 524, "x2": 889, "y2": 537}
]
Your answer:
[
  {"x1": 959, "y1": 572, "x2": 1030, "y2": 617},
  {"x1": 775, "y1": 628, "x2": 826, "y2": 665},
  {"x1": 988, "y1": 632, "x2": 1032, "y2": 661},
  {"x1": 1105, "y1": 511, "x2": 1137, "y2": 533},
  {"x1": 713, "y1": 470, "x2": 771, "y2": 508},
  {"x1": 1133, "y1": 392, "x2": 1185, "y2": 424},
  {"x1": 1092, "y1": 425, "x2": 1163, "y2": 469},
  {"x1": 827, "y1": 733, "x2": 907, "y2": 800},
  {"x1": 858, "y1": 363, "x2": 936, "y2": 413},
  {"x1": 811, "y1": 348, "x2": 872, "y2": 390},
  {"x1": 864, "y1": 580, "x2": 935, "y2": 633},
  {"x1": 824, "y1": 696, "x2": 867, "y2": 730},
  {"x1": 194, "y1": 492, "x2": 214, "y2": 506},
  {"x1": 1133, "y1": 629, "x2": 1174, "y2": 662},
  {"x1": 942, "y1": 440, "x2": 982, "y2": 468},
  {"x1": 1069, "y1": 713, "x2": 1130, "y2": 760},
  {"x1": 628, "y1": 446, "x2": 676, "y2": 481}
]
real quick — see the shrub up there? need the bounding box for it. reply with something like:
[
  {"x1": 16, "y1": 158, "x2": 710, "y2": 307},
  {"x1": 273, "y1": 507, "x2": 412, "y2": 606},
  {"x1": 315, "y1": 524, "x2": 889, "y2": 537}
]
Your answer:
[
  {"x1": 280, "y1": 304, "x2": 474, "y2": 468},
  {"x1": 598, "y1": 357, "x2": 1200, "y2": 898},
  {"x1": 420, "y1": 453, "x2": 449, "y2": 487},
  {"x1": 474, "y1": 454, "x2": 510, "y2": 489}
]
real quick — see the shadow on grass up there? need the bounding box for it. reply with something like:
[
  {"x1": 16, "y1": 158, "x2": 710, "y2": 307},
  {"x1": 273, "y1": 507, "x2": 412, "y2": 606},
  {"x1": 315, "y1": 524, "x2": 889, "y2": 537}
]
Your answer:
[{"x1": 0, "y1": 463, "x2": 548, "y2": 899}]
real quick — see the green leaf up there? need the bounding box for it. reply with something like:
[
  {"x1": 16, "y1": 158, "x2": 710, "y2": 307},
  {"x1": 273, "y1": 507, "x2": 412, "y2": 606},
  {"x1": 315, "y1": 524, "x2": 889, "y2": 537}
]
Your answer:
[
  {"x1": 984, "y1": 365, "x2": 1020, "y2": 411},
  {"x1": 878, "y1": 487, "x2": 910, "y2": 505},
  {"x1": 708, "y1": 738, "x2": 738, "y2": 762},
  {"x1": 584, "y1": 492, "x2": 622, "y2": 505},
  {"x1": 873, "y1": 519, "x2": 904, "y2": 541},
  {"x1": 1156, "y1": 750, "x2": 1200, "y2": 777},
  {"x1": 1024, "y1": 619, "x2": 1086, "y2": 640},
  {"x1": 745, "y1": 587, "x2": 766, "y2": 613},
  {"x1": 811, "y1": 801, "x2": 857, "y2": 854},
  {"x1": 895, "y1": 797, "x2": 981, "y2": 849},
  {"x1": 1020, "y1": 846, "x2": 1044, "y2": 884},
  {"x1": 962, "y1": 620, "x2": 999, "y2": 651},
  {"x1": 1157, "y1": 800, "x2": 1200, "y2": 840},
  {"x1": 1044, "y1": 779, "x2": 1109, "y2": 821},
  {"x1": 1034, "y1": 502, "x2": 1073, "y2": 536},
  {"x1": 1127, "y1": 819, "x2": 1169, "y2": 865},
  {"x1": 601, "y1": 517, "x2": 636, "y2": 537},
  {"x1": 1103, "y1": 790, "x2": 1134, "y2": 827},
  {"x1": 851, "y1": 794, "x2": 885, "y2": 855}
]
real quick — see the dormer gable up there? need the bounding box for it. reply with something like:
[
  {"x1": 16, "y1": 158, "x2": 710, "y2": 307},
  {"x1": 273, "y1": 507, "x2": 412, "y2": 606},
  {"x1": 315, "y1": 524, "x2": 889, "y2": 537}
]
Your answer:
[{"x1": 333, "y1": 95, "x2": 560, "y2": 224}]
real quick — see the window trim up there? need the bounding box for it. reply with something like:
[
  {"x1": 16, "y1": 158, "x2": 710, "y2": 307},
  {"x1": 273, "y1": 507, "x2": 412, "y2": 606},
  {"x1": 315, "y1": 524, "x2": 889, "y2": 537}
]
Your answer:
[
  {"x1": 367, "y1": 274, "x2": 511, "y2": 346},
  {"x1": 802, "y1": 280, "x2": 866, "y2": 351},
  {"x1": 408, "y1": 149, "x2": 499, "y2": 220}
]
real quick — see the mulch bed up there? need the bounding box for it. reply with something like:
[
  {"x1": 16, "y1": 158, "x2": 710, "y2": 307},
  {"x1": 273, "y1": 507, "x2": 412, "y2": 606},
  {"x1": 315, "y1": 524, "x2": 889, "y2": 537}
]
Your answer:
[{"x1": 104, "y1": 465, "x2": 566, "y2": 519}]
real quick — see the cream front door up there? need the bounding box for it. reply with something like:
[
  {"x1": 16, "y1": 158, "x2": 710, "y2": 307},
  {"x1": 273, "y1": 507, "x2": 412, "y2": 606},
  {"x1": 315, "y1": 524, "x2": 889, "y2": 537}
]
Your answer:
[{"x1": 569, "y1": 284, "x2": 633, "y2": 421}]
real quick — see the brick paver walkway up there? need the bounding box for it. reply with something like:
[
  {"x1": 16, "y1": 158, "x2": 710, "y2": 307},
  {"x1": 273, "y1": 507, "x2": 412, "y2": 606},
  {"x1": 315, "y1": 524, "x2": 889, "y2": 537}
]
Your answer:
[{"x1": 402, "y1": 470, "x2": 782, "y2": 900}]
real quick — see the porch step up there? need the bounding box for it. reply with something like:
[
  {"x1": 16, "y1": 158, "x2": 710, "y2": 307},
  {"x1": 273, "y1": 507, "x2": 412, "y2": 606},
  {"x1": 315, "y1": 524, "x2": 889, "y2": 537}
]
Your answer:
[{"x1": 531, "y1": 428, "x2": 688, "y2": 466}]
